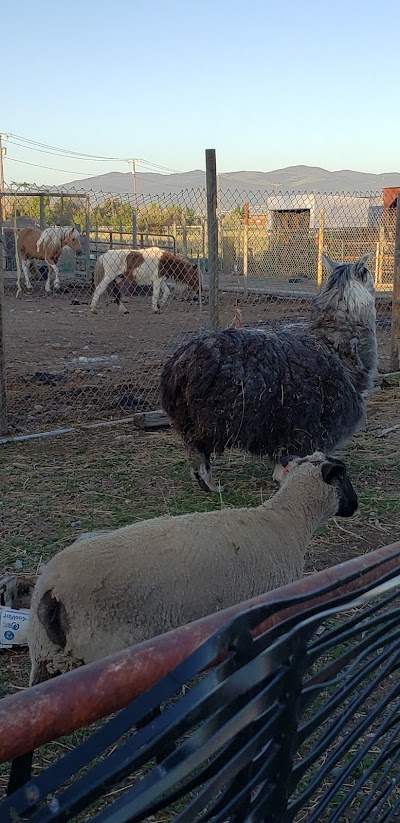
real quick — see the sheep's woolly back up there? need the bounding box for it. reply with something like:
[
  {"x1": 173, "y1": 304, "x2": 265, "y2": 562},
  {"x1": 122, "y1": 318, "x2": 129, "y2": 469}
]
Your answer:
[
  {"x1": 161, "y1": 256, "x2": 377, "y2": 462},
  {"x1": 28, "y1": 455, "x2": 340, "y2": 677}
]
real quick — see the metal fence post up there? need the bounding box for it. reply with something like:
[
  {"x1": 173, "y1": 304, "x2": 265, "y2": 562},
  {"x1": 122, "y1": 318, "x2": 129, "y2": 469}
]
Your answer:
[
  {"x1": 182, "y1": 213, "x2": 188, "y2": 257},
  {"x1": 390, "y1": 195, "x2": 400, "y2": 370},
  {"x1": 317, "y1": 208, "x2": 325, "y2": 290},
  {"x1": 85, "y1": 199, "x2": 91, "y2": 284},
  {"x1": 39, "y1": 194, "x2": 45, "y2": 229},
  {"x1": 243, "y1": 201, "x2": 249, "y2": 297},
  {"x1": 0, "y1": 194, "x2": 7, "y2": 434},
  {"x1": 205, "y1": 149, "x2": 219, "y2": 330}
]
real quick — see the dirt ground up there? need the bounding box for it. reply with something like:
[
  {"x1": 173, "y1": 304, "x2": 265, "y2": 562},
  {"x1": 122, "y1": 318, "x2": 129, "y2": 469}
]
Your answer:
[{"x1": 2, "y1": 283, "x2": 393, "y2": 432}]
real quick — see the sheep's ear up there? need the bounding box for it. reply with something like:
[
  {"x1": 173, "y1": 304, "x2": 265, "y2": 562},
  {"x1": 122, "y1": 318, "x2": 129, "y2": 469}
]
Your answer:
[
  {"x1": 321, "y1": 255, "x2": 339, "y2": 273},
  {"x1": 322, "y1": 460, "x2": 346, "y2": 484},
  {"x1": 280, "y1": 454, "x2": 298, "y2": 468}
]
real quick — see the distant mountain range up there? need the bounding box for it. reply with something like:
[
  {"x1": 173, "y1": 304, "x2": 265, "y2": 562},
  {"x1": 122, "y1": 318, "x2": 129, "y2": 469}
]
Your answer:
[{"x1": 60, "y1": 165, "x2": 400, "y2": 198}]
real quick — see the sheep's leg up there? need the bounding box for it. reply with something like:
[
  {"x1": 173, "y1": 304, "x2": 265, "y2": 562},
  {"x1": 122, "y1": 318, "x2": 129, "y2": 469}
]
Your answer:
[{"x1": 188, "y1": 448, "x2": 224, "y2": 494}]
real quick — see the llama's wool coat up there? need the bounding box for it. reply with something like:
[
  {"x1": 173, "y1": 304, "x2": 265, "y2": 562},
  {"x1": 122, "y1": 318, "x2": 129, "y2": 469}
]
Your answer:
[{"x1": 162, "y1": 327, "x2": 366, "y2": 460}]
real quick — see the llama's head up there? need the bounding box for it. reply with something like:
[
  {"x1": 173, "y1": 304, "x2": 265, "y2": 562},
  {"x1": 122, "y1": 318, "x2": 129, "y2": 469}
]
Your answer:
[
  {"x1": 312, "y1": 253, "x2": 376, "y2": 332},
  {"x1": 323, "y1": 252, "x2": 374, "y2": 294},
  {"x1": 279, "y1": 451, "x2": 358, "y2": 518}
]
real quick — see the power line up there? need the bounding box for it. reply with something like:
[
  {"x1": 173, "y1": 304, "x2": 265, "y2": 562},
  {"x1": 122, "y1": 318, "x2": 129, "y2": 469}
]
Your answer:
[
  {"x1": 4, "y1": 139, "x2": 128, "y2": 163},
  {"x1": 5, "y1": 157, "x2": 98, "y2": 176},
  {"x1": 5, "y1": 155, "x2": 193, "y2": 187},
  {"x1": 6, "y1": 133, "x2": 183, "y2": 174},
  {"x1": 8, "y1": 133, "x2": 126, "y2": 162}
]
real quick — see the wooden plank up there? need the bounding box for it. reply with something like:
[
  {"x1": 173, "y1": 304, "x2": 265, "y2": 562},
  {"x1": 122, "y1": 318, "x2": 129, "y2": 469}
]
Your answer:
[
  {"x1": 133, "y1": 410, "x2": 171, "y2": 431},
  {"x1": 391, "y1": 195, "x2": 400, "y2": 370}
]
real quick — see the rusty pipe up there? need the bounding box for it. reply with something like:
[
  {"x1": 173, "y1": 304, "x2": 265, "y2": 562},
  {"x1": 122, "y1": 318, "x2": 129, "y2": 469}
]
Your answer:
[{"x1": 1, "y1": 540, "x2": 400, "y2": 764}]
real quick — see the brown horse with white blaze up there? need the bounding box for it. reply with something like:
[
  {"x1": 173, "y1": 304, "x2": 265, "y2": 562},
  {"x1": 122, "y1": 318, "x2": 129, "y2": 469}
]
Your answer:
[
  {"x1": 91, "y1": 246, "x2": 199, "y2": 314},
  {"x1": 17, "y1": 226, "x2": 82, "y2": 294}
]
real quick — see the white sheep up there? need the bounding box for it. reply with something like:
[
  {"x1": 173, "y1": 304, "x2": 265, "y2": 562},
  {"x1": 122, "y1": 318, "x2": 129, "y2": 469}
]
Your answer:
[
  {"x1": 27, "y1": 452, "x2": 358, "y2": 683},
  {"x1": 6, "y1": 452, "x2": 358, "y2": 796}
]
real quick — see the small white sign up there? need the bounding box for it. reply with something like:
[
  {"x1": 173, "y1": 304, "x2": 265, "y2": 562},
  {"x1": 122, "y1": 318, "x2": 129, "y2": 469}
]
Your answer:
[{"x1": 0, "y1": 608, "x2": 30, "y2": 648}]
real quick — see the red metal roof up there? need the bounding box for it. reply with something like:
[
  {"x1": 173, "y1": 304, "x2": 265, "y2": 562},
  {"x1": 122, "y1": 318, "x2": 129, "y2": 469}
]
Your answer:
[{"x1": 383, "y1": 187, "x2": 400, "y2": 209}]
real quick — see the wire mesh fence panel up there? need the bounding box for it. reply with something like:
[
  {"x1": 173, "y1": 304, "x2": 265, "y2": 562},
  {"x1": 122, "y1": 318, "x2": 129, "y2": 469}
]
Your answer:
[
  {"x1": 0, "y1": 186, "x2": 396, "y2": 434},
  {"x1": 1, "y1": 188, "x2": 207, "y2": 433}
]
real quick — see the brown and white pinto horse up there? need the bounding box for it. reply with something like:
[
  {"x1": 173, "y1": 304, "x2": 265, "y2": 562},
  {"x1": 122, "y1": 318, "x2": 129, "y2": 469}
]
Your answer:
[
  {"x1": 91, "y1": 246, "x2": 199, "y2": 314},
  {"x1": 17, "y1": 226, "x2": 82, "y2": 294}
]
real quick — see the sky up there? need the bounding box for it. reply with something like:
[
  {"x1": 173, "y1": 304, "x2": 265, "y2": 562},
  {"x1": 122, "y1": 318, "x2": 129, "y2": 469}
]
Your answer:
[{"x1": 2, "y1": 0, "x2": 400, "y2": 187}]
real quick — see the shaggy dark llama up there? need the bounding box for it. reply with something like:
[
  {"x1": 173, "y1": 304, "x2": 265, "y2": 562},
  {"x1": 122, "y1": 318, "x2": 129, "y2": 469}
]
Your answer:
[{"x1": 161, "y1": 254, "x2": 378, "y2": 492}]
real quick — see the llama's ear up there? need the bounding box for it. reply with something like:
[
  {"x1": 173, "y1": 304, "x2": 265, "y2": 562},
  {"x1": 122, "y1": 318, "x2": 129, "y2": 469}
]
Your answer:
[
  {"x1": 354, "y1": 253, "x2": 371, "y2": 281},
  {"x1": 321, "y1": 255, "x2": 338, "y2": 273}
]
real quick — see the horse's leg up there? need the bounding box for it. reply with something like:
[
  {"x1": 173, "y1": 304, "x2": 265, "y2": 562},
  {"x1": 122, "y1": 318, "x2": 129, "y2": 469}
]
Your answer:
[
  {"x1": 151, "y1": 278, "x2": 161, "y2": 313},
  {"x1": 53, "y1": 263, "x2": 60, "y2": 290},
  {"x1": 46, "y1": 260, "x2": 60, "y2": 292},
  {"x1": 44, "y1": 260, "x2": 53, "y2": 294},
  {"x1": 188, "y1": 448, "x2": 224, "y2": 494},
  {"x1": 91, "y1": 272, "x2": 115, "y2": 314},
  {"x1": 159, "y1": 279, "x2": 171, "y2": 309},
  {"x1": 21, "y1": 257, "x2": 33, "y2": 290},
  {"x1": 112, "y1": 280, "x2": 129, "y2": 315}
]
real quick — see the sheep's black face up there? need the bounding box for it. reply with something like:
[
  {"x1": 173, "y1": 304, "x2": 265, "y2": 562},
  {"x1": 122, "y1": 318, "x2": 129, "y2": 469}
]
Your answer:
[{"x1": 321, "y1": 459, "x2": 358, "y2": 517}]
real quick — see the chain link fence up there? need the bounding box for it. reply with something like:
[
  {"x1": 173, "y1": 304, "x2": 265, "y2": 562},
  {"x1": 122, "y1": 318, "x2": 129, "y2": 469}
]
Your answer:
[{"x1": 0, "y1": 185, "x2": 396, "y2": 434}]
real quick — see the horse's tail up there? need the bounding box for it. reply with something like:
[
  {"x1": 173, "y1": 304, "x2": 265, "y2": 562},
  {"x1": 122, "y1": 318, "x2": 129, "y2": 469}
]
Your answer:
[{"x1": 93, "y1": 257, "x2": 104, "y2": 288}]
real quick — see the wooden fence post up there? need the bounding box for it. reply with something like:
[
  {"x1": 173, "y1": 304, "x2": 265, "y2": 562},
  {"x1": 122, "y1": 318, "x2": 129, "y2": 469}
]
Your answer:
[
  {"x1": 317, "y1": 208, "x2": 325, "y2": 290},
  {"x1": 39, "y1": 194, "x2": 45, "y2": 230},
  {"x1": 243, "y1": 201, "x2": 249, "y2": 297},
  {"x1": 132, "y1": 210, "x2": 138, "y2": 249},
  {"x1": 85, "y1": 198, "x2": 91, "y2": 283},
  {"x1": 182, "y1": 213, "x2": 187, "y2": 257},
  {"x1": 390, "y1": 196, "x2": 400, "y2": 370},
  {"x1": 375, "y1": 225, "x2": 384, "y2": 288},
  {"x1": 205, "y1": 149, "x2": 219, "y2": 330},
  {"x1": 0, "y1": 195, "x2": 7, "y2": 434},
  {"x1": 201, "y1": 218, "x2": 206, "y2": 258}
]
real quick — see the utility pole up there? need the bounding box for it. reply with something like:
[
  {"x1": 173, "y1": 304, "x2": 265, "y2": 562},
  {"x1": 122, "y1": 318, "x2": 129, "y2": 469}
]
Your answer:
[
  {"x1": 130, "y1": 158, "x2": 138, "y2": 211},
  {"x1": 130, "y1": 158, "x2": 139, "y2": 249}
]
